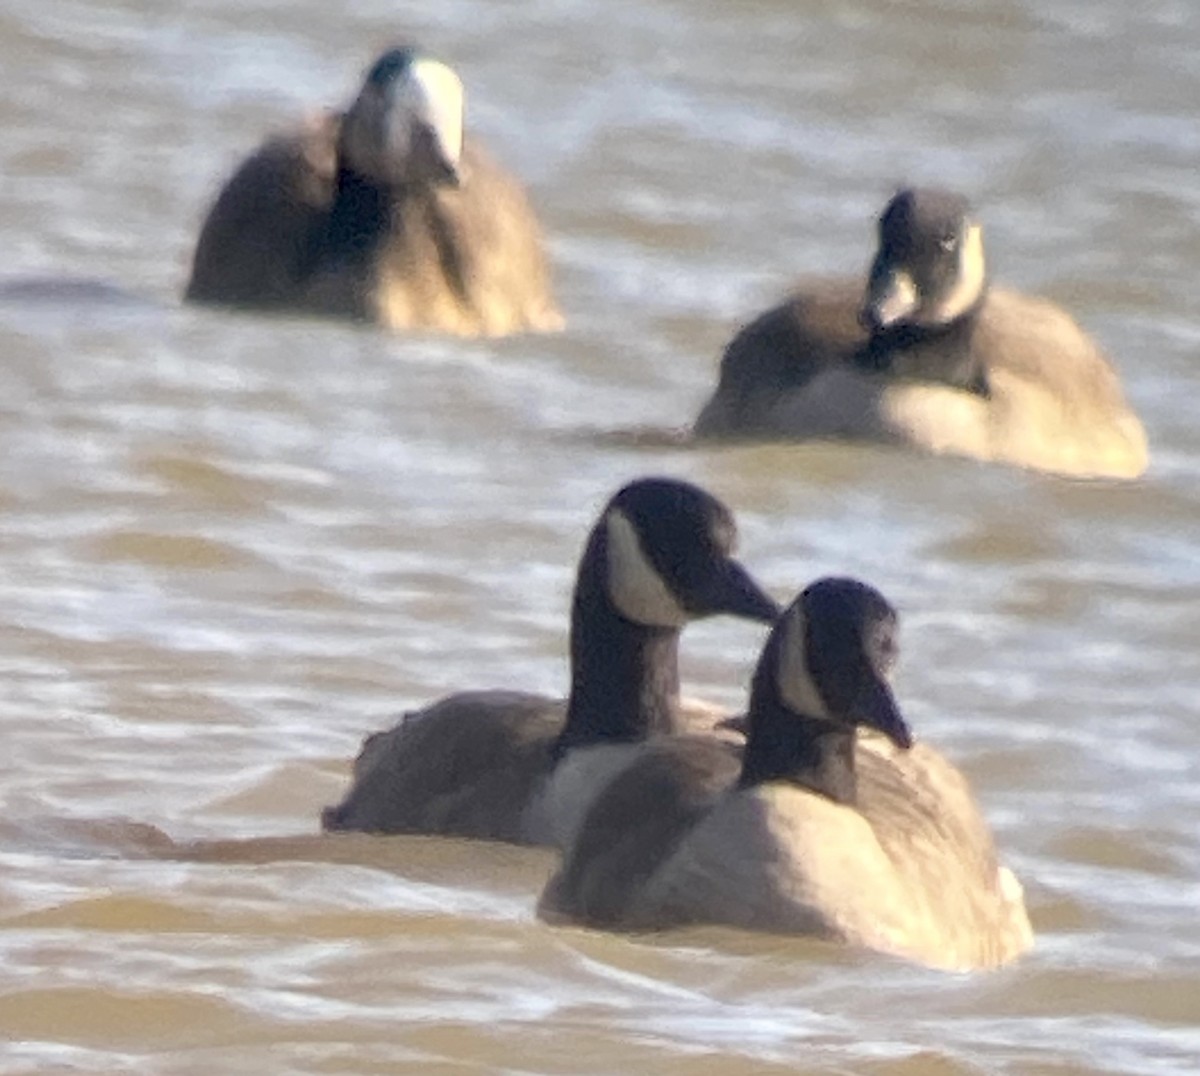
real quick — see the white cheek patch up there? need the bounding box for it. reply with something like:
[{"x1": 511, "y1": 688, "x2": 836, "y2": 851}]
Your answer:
[
  {"x1": 931, "y1": 222, "x2": 986, "y2": 324},
  {"x1": 776, "y1": 605, "x2": 832, "y2": 719},
  {"x1": 605, "y1": 510, "x2": 690, "y2": 629},
  {"x1": 397, "y1": 57, "x2": 464, "y2": 168},
  {"x1": 870, "y1": 268, "x2": 919, "y2": 328}
]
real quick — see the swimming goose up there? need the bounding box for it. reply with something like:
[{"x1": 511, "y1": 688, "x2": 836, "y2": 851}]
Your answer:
[
  {"x1": 185, "y1": 46, "x2": 563, "y2": 336},
  {"x1": 321, "y1": 477, "x2": 778, "y2": 847},
  {"x1": 541, "y1": 577, "x2": 1033, "y2": 972},
  {"x1": 694, "y1": 188, "x2": 1147, "y2": 479}
]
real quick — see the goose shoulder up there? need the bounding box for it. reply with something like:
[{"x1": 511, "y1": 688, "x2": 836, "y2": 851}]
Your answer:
[
  {"x1": 975, "y1": 288, "x2": 1124, "y2": 401},
  {"x1": 185, "y1": 112, "x2": 341, "y2": 307},
  {"x1": 384, "y1": 141, "x2": 563, "y2": 336},
  {"x1": 854, "y1": 735, "x2": 1032, "y2": 960},
  {"x1": 304, "y1": 140, "x2": 563, "y2": 337},
  {"x1": 539, "y1": 736, "x2": 742, "y2": 924},
  {"x1": 527, "y1": 693, "x2": 748, "y2": 851},
  {"x1": 627, "y1": 781, "x2": 902, "y2": 943},
  {"x1": 967, "y1": 288, "x2": 1149, "y2": 477},
  {"x1": 693, "y1": 278, "x2": 863, "y2": 438},
  {"x1": 854, "y1": 734, "x2": 999, "y2": 868},
  {"x1": 632, "y1": 760, "x2": 1030, "y2": 971}
]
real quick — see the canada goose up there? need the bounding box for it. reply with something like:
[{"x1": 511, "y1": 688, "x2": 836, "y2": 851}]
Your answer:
[
  {"x1": 321, "y1": 477, "x2": 778, "y2": 847},
  {"x1": 694, "y1": 188, "x2": 1148, "y2": 479},
  {"x1": 185, "y1": 46, "x2": 563, "y2": 336},
  {"x1": 541, "y1": 577, "x2": 1032, "y2": 972}
]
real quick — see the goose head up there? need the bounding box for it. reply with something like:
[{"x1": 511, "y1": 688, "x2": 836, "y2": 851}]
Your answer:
[
  {"x1": 860, "y1": 188, "x2": 987, "y2": 334},
  {"x1": 597, "y1": 478, "x2": 780, "y2": 630},
  {"x1": 762, "y1": 576, "x2": 911, "y2": 749},
  {"x1": 340, "y1": 46, "x2": 465, "y2": 189}
]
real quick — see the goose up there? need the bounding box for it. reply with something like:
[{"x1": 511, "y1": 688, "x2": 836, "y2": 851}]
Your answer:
[
  {"x1": 185, "y1": 46, "x2": 563, "y2": 336},
  {"x1": 321, "y1": 476, "x2": 779, "y2": 847},
  {"x1": 540, "y1": 576, "x2": 1033, "y2": 972},
  {"x1": 693, "y1": 188, "x2": 1147, "y2": 479}
]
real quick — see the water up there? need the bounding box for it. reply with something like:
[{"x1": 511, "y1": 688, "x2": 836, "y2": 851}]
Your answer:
[{"x1": 1, "y1": 0, "x2": 1198, "y2": 1072}]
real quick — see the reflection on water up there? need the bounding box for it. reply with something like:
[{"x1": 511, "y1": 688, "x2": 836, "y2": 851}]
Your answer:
[{"x1": 0, "y1": 0, "x2": 1198, "y2": 1072}]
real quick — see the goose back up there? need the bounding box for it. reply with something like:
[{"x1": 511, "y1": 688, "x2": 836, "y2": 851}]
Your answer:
[
  {"x1": 321, "y1": 691, "x2": 562, "y2": 842},
  {"x1": 185, "y1": 113, "x2": 340, "y2": 309},
  {"x1": 323, "y1": 692, "x2": 742, "y2": 846},
  {"x1": 603, "y1": 736, "x2": 1032, "y2": 971}
]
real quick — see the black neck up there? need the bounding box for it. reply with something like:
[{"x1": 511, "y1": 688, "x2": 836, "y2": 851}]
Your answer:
[
  {"x1": 316, "y1": 167, "x2": 396, "y2": 267},
  {"x1": 313, "y1": 166, "x2": 470, "y2": 307},
  {"x1": 738, "y1": 645, "x2": 857, "y2": 805},
  {"x1": 553, "y1": 528, "x2": 681, "y2": 757},
  {"x1": 855, "y1": 297, "x2": 989, "y2": 397}
]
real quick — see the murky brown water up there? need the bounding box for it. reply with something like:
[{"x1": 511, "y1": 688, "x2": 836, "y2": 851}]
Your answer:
[{"x1": 1, "y1": 0, "x2": 1198, "y2": 1072}]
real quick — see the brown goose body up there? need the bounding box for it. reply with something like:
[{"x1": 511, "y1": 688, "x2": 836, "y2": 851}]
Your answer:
[
  {"x1": 541, "y1": 579, "x2": 1032, "y2": 972},
  {"x1": 185, "y1": 50, "x2": 561, "y2": 337},
  {"x1": 322, "y1": 691, "x2": 736, "y2": 846},
  {"x1": 695, "y1": 190, "x2": 1147, "y2": 479},
  {"x1": 321, "y1": 478, "x2": 778, "y2": 847}
]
